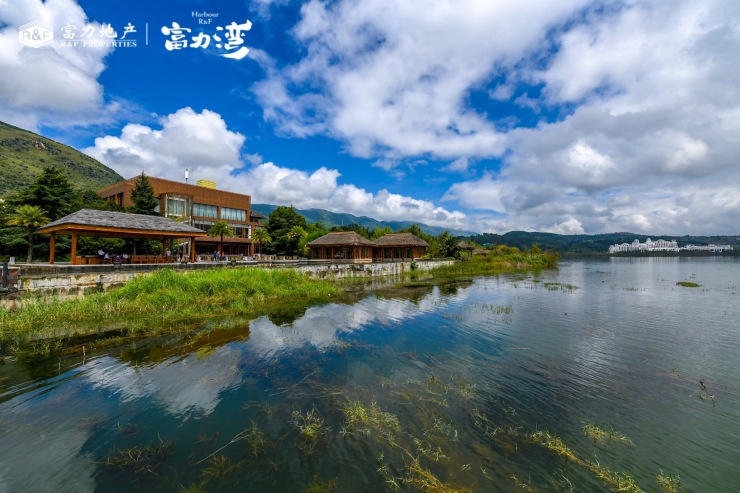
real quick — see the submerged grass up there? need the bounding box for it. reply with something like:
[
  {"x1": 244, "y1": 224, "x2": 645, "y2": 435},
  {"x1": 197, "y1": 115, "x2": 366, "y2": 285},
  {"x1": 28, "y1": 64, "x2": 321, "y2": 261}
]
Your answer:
[
  {"x1": 583, "y1": 422, "x2": 634, "y2": 445},
  {"x1": 0, "y1": 268, "x2": 340, "y2": 341}
]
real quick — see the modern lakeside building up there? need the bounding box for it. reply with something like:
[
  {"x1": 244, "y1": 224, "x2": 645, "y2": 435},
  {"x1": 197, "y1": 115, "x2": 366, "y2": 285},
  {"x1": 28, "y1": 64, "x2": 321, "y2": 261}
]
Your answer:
[
  {"x1": 608, "y1": 238, "x2": 732, "y2": 253},
  {"x1": 98, "y1": 177, "x2": 266, "y2": 257}
]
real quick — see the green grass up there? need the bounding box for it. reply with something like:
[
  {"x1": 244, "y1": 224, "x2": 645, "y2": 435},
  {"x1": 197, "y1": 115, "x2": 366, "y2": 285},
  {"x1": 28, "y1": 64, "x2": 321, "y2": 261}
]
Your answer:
[
  {"x1": 430, "y1": 251, "x2": 558, "y2": 278},
  {"x1": 0, "y1": 267, "x2": 340, "y2": 341},
  {"x1": 0, "y1": 120, "x2": 122, "y2": 196}
]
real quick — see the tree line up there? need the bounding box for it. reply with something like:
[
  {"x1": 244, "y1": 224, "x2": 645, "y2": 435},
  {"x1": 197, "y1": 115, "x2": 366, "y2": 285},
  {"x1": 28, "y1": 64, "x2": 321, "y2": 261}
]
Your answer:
[{"x1": 1, "y1": 166, "x2": 482, "y2": 262}]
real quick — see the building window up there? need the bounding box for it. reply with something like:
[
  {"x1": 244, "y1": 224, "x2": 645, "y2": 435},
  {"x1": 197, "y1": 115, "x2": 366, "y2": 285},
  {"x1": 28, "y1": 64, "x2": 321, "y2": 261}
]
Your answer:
[
  {"x1": 164, "y1": 194, "x2": 192, "y2": 219},
  {"x1": 193, "y1": 220, "x2": 215, "y2": 233},
  {"x1": 221, "y1": 207, "x2": 246, "y2": 221},
  {"x1": 193, "y1": 203, "x2": 218, "y2": 219}
]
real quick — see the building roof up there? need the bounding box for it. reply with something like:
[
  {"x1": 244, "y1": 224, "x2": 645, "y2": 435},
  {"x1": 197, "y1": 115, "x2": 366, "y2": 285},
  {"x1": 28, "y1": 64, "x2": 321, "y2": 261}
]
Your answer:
[
  {"x1": 38, "y1": 209, "x2": 207, "y2": 238},
  {"x1": 250, "y1": 210, "x2": 266, "y2": 219},
  {"x1": 457, "y1": 240, "x2": 474, "y2": 250},
  {"x1": 374, "y1": 233, "x2": 430, "y2": 247},
  {"x1": 306, "y1": 231, "x2": 375, "y2": 247}
]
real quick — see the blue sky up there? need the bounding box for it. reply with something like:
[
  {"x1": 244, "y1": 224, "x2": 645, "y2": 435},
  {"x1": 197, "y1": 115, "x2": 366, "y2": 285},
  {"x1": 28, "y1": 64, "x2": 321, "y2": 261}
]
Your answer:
[{"x1": 1, "y1": 0, "x2": 739, "y2": 235}]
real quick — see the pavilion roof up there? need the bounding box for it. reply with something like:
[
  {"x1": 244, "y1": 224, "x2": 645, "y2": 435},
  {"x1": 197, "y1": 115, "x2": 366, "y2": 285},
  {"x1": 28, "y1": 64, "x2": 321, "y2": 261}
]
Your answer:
[
  {"x1": 37, "y1": 209, "x2": 207, "y2": 238},
  {"x1": 306, "y1": 231, "x2": 375, "y2": 247},
  {"x1": 457, "y1": 240, "x2": 474, "y2": 250},
  {"x1": 374, "y1": 233, "x2": 429, "y2": 247}
]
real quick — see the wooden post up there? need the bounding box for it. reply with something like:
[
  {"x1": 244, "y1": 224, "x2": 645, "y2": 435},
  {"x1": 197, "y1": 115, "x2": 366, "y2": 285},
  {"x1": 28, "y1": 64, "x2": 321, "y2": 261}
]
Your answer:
[
  {"x1": 190, "y1": 237, "x2": 195, "y2": 262},
  {"x1": 49, "y1": 232, "x2": 56, "y2": 264},
  {"x1": 162, "y1": 238, "x2": 167, "y2": 256},
  {"x1": 71, "y1": 232, "x2": 78, "y2": 265}
]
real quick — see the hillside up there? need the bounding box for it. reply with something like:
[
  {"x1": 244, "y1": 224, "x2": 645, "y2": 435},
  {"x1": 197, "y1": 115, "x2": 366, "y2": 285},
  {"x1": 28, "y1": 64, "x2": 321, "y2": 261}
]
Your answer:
[
  {"x1": 0, "y1": 121, "x2": 123, "y2": 196},
  {"x1": 463, "y1": 231, "x2": 740, "y2": 254},
  {"x1": 251, "y1": 203, "x2": 476, "y2": 237}
]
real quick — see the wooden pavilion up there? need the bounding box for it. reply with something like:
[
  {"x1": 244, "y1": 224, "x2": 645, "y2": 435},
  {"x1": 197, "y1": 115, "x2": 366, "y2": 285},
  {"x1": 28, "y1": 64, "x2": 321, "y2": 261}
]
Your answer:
[
  {"x1": 457, "y1": 240, "x2": 474, "y2": 258},
  {"x1": 306, "y1": 231, "x2": 374, "y2": 262},
  {"x1": 37, "y1": 209, "x2": 207, "y2": 265},
  {"x1": 373, "y1": 233, "x2": 429, "y2": 260}
]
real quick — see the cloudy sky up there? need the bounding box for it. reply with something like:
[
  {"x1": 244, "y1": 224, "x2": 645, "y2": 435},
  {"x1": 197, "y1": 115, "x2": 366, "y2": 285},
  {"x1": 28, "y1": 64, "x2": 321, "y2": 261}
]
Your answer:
[{"x1": 1, "y1": 0, "x2": 738, "y2": 234}]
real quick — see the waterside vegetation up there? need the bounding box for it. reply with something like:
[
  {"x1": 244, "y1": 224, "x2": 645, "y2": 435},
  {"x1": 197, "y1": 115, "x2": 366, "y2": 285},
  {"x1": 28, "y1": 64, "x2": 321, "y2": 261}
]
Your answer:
[
  {"x1": 0, "y1": 268, "x2": 340, "y2": 342},
  {"x1": 0, "y1": 248, "x2": 557, "y2": 356}
]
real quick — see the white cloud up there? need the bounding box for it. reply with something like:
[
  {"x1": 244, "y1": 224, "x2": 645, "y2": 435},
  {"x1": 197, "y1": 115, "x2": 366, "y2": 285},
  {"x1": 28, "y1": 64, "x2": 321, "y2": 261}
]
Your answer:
[
  {"x1": 85, "y1": 107, "x2": 472, "y2": 230},
  {"x1": 439, "y1": 0, "x2": 740, "y2": 234},
  {"x1": 0, "y1": 0, "x2": 115, "y2": 130},
  {"x1": 252, "y1": 0, "x2": 590, "y2": 163},
  {"x1": 84, "y1": 107, "x2": 246, "y2": 180}
]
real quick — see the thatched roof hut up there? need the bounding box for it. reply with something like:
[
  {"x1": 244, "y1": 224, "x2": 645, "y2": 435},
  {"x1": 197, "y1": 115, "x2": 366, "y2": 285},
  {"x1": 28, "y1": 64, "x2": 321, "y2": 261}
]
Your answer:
[
  {"x1": 306, "y1": 231, "x2": 374, "y2": 261},
  {"x1": 373, "y1": 233, "x2": 429, "y2": 260}
]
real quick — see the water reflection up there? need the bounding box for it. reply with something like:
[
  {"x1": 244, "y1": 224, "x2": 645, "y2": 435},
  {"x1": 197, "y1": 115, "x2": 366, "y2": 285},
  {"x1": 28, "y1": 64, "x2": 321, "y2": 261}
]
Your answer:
[{"x1": 0, "y1": 260, "x2": 738, "y2": 492}]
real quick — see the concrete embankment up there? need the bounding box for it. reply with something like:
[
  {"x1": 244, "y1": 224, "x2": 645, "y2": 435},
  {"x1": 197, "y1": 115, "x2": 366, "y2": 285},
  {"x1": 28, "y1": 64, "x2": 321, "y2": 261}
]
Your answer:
[{"x1": 0, "y1": 259, "x2": 454, "y2": 309}]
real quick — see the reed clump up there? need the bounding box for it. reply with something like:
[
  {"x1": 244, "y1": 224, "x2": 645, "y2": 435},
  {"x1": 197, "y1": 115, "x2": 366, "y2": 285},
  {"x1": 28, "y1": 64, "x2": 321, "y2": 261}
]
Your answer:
[{"x1": 430, "y1": 250, "x2": 558, "y2": 279}]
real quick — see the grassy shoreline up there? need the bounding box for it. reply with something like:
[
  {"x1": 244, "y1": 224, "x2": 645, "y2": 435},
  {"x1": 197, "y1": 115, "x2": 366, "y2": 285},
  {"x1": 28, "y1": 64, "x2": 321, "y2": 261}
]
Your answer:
[
  {"x1": 0, "y1": 268, "x2": 340, "y2": 342},
  {"x1": 0, "y1": 252, "x2": 557, "y2": 348}
]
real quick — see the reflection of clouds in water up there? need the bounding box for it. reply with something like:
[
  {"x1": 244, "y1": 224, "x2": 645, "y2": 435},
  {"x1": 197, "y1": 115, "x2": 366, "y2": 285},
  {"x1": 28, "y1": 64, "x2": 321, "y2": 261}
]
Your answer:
[
  {"x1": 0, "y1": 426, "x2": 96, "y2": 493},
  {"x1": 82, "y1": 345, "x2": 243, "y2": 417},
  {"x1": 246, "y1": 287, "x2": 471, "y2": 356}
]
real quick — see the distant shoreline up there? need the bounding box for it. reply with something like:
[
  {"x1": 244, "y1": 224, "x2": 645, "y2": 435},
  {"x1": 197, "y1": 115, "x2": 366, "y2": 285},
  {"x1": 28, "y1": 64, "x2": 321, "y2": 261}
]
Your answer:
[{"x1": 561, "y1": 250, "x2": 739, "y2": 258}]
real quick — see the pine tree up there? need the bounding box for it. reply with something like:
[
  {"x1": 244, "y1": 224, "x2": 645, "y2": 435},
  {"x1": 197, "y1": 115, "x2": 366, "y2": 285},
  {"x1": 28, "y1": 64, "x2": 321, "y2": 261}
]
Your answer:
[
  {"x1": 13, "y1": 166, "x2": 78, "y2": 221},
  {"x1": 129, "y1": 172, "x2": 159, "y2": 216}
]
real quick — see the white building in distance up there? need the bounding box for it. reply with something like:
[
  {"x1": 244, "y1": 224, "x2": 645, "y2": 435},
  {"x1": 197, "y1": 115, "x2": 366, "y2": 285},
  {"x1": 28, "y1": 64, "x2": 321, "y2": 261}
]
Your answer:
[{"x1": 608, "y1": 238, "x2": 732, "y2": 253}]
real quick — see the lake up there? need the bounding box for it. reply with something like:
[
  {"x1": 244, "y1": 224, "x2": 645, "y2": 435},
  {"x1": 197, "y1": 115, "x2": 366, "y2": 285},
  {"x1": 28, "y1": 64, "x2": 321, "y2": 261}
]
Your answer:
[{"x1": 1, "y1": 257, "x2": 738, "y2": 492}]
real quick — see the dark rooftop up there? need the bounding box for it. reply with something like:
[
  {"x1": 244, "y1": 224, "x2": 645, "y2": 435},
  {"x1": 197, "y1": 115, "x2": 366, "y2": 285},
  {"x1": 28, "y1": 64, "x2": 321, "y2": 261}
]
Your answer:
[
  {"x1": 374, "y1": 233, "x2": 430, "y2": 247},
  {"x1": 306, "y1": 231, "x2": 375, "y2": 247},
  {"x1": 38, "y1": 209, "x2": 206, "y2": 234}
]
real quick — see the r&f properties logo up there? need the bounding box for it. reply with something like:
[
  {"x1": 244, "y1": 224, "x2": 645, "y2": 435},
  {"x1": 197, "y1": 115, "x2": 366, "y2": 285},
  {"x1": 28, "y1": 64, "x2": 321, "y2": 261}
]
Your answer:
[{"x1": 19, "y1": 21, "x2": 54, "y2": 48}]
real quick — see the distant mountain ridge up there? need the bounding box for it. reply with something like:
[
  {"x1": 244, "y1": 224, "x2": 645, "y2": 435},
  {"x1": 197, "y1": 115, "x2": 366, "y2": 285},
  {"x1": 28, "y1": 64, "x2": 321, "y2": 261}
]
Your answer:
[
  {"x1": 251, "y1": 203, "x2": 476, "y2": 237},
  {"x1": 462, "y1": 231, "x2": 740, "y2": 254},
  {"x1": 0, "y1": 121, "x2": 123, "y2": 196}
]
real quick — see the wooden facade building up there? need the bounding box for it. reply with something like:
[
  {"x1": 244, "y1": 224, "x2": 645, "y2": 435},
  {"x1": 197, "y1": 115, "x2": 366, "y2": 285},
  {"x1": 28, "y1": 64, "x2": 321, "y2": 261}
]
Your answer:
[
  {"x1": 307, "y1": 232, "x2": 429, "y2": 261},
  {"x1": 373, "y1": 233, "x2": 429, "y2": 260},
  {"x1": 98, "y1": 176, "x2": 266, "y2": 257},
  {"x1": 305, "y1": 232, "x2": 375, "y2": 262}
]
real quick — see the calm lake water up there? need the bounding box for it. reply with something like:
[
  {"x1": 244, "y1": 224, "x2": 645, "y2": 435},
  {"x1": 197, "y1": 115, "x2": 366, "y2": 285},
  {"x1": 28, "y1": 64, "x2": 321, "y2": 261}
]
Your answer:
[{"x1": 1, "y1": 257, "x2": 738, "y2": 492}]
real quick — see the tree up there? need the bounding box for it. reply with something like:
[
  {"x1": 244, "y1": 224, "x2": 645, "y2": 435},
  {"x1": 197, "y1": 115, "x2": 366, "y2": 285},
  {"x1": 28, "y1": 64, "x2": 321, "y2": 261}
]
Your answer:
[
  {"x1": 12, "y1": 166, "x2": 78, "y2": 221},
  {"x1": 431, "y1": 231, "x2": 460, "y2": 258},
  {"x1": 7, "y1": 204, "x2": 49, "y2": 262},
  {"x1": 287, "y1": 225, "x2": 309, "y2": 256},
  {"x1": 129, "y1": 172, "x2": 159, "y2": 216},
  {"x1": 371, "y1": 226, "x2": 393, "y2": 240},
  {"x1": 266, "y1": 206, "x2": 307, "y2": 256},
  {"x1": 252, "y1": 227, "x2": 271, "y2": 257},
  {"x1": 208, "y1": 221, "x2": 233, "y2": 256}
]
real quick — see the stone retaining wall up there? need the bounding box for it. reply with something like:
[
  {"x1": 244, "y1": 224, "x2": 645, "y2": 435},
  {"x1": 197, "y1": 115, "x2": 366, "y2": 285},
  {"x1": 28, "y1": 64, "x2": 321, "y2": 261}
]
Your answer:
[{"x1": 0, "y1": 259, "x2": 454, "y2": 309}]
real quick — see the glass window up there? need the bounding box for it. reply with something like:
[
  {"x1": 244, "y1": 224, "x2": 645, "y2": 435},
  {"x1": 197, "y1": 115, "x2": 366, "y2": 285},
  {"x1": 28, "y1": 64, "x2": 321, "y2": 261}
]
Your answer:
[
  {"x1": 193, "y1": 203, "x2": 218, "y2": 219},
  {"x1": 221, "y1": 207, "x2": 246, "y2": 221}
]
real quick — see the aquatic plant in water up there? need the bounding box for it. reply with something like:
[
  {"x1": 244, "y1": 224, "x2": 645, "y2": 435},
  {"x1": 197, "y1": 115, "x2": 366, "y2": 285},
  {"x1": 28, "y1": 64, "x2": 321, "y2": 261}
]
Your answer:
[
  {"x1": 102, "y1": 435, "x2": 172, "y2": 476},
  {"x1": 583, "y1": 422, "x2": 634, "y2": 445},
  {"x1": 657, "y1": 469, "x2": 681, "y2": 492},
  {"x1": 291, "y1": 407, "x2": 331, "y2": 453}
]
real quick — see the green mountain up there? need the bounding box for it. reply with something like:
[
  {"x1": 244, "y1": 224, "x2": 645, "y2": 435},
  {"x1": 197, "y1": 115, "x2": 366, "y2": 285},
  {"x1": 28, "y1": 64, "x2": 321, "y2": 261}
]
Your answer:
[
  {"x1": 462, "y1": 231, "x2": 740, "y2": 254},
  {"x1": 0, "y1": 121, "x2": 123, "y2": 196},
  {"x1": 251, "y1": 204, "x2": 476, "y2": 237}
]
